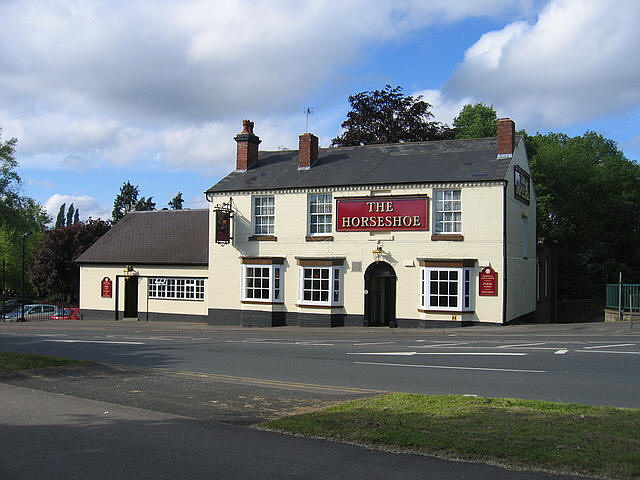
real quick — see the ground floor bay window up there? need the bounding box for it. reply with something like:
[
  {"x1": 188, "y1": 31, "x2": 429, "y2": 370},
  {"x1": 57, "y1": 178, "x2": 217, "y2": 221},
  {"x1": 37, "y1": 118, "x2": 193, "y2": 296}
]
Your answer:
[
  {"x1": 241, "y1": 257, "x2": 284, "y2": 303},
  {"x1": 296, "y1": 258, "x2": 344, "y2": 307},
  {"x1": 419, "y1": 259, "x2": 475, "y2": 313}
]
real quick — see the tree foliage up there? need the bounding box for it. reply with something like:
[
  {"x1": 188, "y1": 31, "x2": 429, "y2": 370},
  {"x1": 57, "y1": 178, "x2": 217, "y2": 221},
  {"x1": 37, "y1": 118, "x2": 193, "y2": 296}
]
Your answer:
[
  {"x1": 527, "y1": 131, "x2": 640, "y2": 299},
  {"x1": 168, "y1": 192, "x2": 184, "y2": 210},
  {"x1": 55, "y1": 203, "x2": 66, "y2": 228},
  {"x1": 29, "y1": 219, "x2": 111, "y2": 302},
  {"x1": 66, "y1": 203, "x2": 75, "y2": 227},
  {"x1": 453, "y1": 103, "x2": 498, "y2": 139},
  {"x1": 0, "y1": 129, "x2": 49, "y2": 296},
  {"x1": 331, "y1": 85, "x2": 453, "y2": 146},
  {"x1": 111, "y1": 181, "x2": 156, "y2": 224}
]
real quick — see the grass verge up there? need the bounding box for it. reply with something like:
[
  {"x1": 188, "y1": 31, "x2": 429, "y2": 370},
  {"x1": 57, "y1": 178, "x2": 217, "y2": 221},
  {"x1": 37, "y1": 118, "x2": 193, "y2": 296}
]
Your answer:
[
  {"x1": 263, "y1": 393, "x2": 640, "y2": 479},
  {"x1": 0, "y1": 351, "x2": 85, "y2": 372}
]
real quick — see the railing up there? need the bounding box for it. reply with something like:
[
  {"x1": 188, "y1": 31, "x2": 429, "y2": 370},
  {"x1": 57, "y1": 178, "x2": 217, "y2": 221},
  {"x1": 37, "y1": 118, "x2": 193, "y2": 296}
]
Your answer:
[{"x1": 606, "y1": 284, "x2": 640, "y2": 310}]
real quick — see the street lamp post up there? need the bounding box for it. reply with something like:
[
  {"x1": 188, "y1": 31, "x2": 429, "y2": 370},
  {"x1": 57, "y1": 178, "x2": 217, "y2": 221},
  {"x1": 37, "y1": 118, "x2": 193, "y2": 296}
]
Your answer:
[{"x1": 21, "y1": 232, "x2": 32, "y2": 320}]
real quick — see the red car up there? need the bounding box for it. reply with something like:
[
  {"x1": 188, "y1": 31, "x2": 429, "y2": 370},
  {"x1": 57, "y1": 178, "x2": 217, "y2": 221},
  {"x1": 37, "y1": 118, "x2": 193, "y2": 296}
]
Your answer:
[{"x1": 50, "y1": 308, "x2": 80, "y2": 320}]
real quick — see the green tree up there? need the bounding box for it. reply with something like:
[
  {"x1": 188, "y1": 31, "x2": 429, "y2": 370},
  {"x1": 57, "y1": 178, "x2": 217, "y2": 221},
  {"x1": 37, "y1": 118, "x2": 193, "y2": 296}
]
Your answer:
[
  {"x1": 73, "y1": 208, "x2": 80, "y2": 224},
  {"x1": 55, "y1": 203, "x2": 66, "y2": 228},
  {"x1": 527, "y1": 131, "x2": 640, "y2": 299},
  {"x1": 29, "y1": 220, "x2": 111, "y2": 303},
  {"x1": 331, "y1": 85, "x2": 453, "y2": 146},
  {"x1": 453, "y1": 103, "x2": 498, "y2": 139},
  {"x1": 66, "y1": 203, "x2": 75, "y2": 227},
  {"x1": 0, "y1": 130, "x2": 49, "y2": 296},
  {"x1": 168, "y1": 192, "x2": 184, "y2": 210},
  {"x1": 111, "y1": 181, "x2": 156, "y2": 224}
]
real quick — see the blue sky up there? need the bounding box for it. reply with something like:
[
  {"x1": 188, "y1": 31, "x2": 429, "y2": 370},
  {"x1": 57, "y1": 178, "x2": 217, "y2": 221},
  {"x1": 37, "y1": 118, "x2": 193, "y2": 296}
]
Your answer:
[{"x1": 1, "y1": 0, "x2": 638, "y2": 222}]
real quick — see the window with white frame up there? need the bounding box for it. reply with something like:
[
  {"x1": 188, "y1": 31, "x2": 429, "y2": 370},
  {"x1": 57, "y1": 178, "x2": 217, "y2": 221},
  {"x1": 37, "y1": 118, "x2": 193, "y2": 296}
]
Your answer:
[
  {"x1": 242, "y1": 264, "x2": 282, "y2": 302},
  {"x1": 253, "y1": 196, "x2": 275, "y2": 235},
  {"x1": 298, "y1": 265, "x2": 342, "y2": 306},
  {"x1": 420, "y1": 266, "x2": 473, "y2": 312},
  {"x1": 434, "y1": 189, "x2": 462, "y2": 233},
  {"x1": 308, "y1": 193, "x2": 332, "y2": 235},
  {"x1": 148, "y1": 277, "x2": 205, "y2": 300}
]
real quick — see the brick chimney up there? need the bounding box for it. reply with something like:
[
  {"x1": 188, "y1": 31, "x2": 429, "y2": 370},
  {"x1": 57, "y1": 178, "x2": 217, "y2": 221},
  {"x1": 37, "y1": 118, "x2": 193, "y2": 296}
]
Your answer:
[
  {"x1": 497, "y1": 118, "x2": 515, "y2": 157},
  {"x1": 298, "y1": 133, "x2": 318, "y2": 170},
  {"x1": 234, "y1": 120, "x2": 261, "y2": 172}
]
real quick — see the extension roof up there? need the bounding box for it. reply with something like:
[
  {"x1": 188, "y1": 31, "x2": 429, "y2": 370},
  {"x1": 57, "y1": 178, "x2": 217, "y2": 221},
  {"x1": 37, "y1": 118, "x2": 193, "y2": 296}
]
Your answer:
[
  {"x1": 207, "y1": 137, "x2": 513, "y2": 194},
  {"x1": 75, "y1": 209, "x2": 208, "y2": 265}
]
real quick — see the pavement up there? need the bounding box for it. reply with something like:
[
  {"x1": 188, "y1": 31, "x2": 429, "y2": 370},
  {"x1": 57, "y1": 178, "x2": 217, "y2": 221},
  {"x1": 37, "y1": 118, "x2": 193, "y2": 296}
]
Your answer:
[{"x1": 0, "y1": 359, "x2": 593, "y2": 479}]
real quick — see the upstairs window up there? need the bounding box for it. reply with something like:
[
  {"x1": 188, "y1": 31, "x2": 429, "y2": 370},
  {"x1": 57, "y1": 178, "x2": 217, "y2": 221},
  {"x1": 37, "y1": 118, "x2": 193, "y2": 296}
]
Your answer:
[
  {"x1": 308, "y1": 193, "x2": 332, "y2": 235},
  {"x1": 253, "y1": 196, "x2": 275, "y2": 235},
  {"x1": 434, "y1": 189, "x2": 461, "y2": 233}
]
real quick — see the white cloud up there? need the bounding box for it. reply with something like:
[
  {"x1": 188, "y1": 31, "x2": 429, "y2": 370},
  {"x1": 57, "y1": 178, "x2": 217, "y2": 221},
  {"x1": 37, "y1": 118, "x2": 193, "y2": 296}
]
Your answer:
[
  {"x1": 414, "y1": 89, "x2": 471, "y2": 125},
  {"x1": 0, "y1": 0, "x2": 535, "y2": 174},
  {"x1": 44, "y1": 194, "x2": 110, "y2": 223},
  {"x1": 442, "y1": 0, "x2": 640, "y2": 130}
]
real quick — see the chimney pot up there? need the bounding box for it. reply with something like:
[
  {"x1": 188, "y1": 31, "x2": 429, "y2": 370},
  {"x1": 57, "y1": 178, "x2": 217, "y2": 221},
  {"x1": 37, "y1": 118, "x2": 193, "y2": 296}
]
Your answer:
[
  {"x1": 298, "y1": 133, "x2": 318, "y2": 170},
  {"x1": 235, "y1": 120, "x2": 261, "y2": 172},
  {"x1": 497, "y1": 118, "x2": 515, "y2": 157}
]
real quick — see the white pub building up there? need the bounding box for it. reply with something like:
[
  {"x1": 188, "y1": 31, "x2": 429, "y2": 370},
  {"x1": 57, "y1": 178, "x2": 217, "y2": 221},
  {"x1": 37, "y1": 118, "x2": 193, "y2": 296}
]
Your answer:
[{"x1": 78, "y1": 118, "x2": 536, "y2": 328}]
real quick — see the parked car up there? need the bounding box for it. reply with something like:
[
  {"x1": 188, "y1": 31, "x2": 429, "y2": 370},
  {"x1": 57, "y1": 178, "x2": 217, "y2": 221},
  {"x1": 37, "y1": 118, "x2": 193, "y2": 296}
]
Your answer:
[
  {"x1": 50, "y1": 307, "x2": 80, "y2": 320},
  {"x1": 3, "y1": 304, "x2": 59, "y2": 322},
  {"x1": 1, "y1": 298, "x2": 34, "y2": 315}
]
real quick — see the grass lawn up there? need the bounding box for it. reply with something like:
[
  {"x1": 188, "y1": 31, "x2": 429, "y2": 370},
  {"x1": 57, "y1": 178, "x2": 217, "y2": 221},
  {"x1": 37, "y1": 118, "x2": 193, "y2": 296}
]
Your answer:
[
  {"x1": 0, "y1": 351, "x2": 85, "y2": 372},
  {"x1": 264, "y1": 393, "x2": 640, "y2": 479}
]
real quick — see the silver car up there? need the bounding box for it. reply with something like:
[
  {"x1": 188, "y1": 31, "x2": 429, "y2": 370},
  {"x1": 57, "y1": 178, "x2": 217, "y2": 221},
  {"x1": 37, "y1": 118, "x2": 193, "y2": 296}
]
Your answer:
[{"x1": 3, "y1": 304, "x2": 59, "y2": 322}]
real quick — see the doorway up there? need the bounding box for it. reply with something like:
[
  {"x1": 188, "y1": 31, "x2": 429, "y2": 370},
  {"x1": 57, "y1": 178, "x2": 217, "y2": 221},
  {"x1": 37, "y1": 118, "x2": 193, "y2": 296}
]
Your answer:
[
  {"x1": 124, "y1": 277, "x2": 138, "y2": 318},
  {"x1": 364, "y1": 262, "x2": 397, "y2": 327}
]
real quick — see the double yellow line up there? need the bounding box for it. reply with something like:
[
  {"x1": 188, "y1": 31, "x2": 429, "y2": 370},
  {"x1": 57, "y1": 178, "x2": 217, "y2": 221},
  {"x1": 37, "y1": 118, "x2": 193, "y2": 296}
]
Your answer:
[{"x1": 144, "y1": 366, "x2": 382, "y2": 395}]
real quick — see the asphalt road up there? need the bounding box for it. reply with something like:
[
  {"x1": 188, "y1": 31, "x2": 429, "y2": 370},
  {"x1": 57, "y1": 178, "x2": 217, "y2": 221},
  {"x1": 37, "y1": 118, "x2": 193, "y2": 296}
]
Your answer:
[{"x1": 1, "y1": 320, "x2": 638, "y2": 408}]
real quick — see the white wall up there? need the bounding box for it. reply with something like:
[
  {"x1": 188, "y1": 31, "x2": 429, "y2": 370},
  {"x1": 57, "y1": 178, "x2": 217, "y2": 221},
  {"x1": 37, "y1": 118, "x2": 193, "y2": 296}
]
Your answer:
[
  {"x1": 79, "y1": 264, "x2": 208, "y2": 318},
  {"x1": 209, "y1": 182, "x2": 508, "y2": 324}
]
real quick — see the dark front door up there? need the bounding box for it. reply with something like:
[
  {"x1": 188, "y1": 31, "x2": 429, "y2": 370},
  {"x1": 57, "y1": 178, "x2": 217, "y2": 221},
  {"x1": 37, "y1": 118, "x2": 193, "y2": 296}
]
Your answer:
[
  {"x1": 364, "y1": 262, "x2": 397, "y2": 327},
  {"x1": 124, "y1": 277, "x2": 138, "y2": 318}
]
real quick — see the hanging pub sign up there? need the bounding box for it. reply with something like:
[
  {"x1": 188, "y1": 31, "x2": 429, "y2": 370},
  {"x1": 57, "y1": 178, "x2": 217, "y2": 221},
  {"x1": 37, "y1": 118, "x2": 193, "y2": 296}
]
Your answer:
[
  {"x1": 479, "y1": 267, "x2": 498, "y2": 296},
  {"x1": 214, "y1": 198, "x2": 233, "y2": 245},
  {"x1": 336, "y1": 196, "x2": 429, "y2": 232},
  {"x1": 514, "y1": 166, "x2": 531, "y2": 205},
  {"x1": 101, "y1": 277, "x2": 112, "y2": 298}
]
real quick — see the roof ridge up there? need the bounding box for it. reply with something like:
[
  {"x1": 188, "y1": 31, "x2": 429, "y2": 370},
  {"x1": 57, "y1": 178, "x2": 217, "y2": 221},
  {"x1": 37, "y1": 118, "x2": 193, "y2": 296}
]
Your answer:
[{"x1": 258, "y1": 136, "x2": 497, "y2": 154}]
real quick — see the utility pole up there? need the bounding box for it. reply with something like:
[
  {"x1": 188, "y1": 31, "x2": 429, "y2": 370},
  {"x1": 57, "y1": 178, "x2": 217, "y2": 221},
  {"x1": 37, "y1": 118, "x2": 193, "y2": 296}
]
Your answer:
[{"x1": 21, "y1": 232, "x2": 32, "y2": 320}]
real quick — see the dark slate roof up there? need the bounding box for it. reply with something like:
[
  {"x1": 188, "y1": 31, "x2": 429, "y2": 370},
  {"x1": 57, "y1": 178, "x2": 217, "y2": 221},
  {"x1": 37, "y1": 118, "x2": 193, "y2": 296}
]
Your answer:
[
  {"x1": 207, "y1": 137, "x2": 512, "y2": 194},
  {"x1": 76, "y1": 209, "x2": 208, "y2": 265}
]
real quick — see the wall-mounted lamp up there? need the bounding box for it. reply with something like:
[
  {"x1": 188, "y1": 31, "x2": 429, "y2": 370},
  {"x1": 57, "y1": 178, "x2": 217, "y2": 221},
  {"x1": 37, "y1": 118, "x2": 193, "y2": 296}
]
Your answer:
[{"x1": 372, "y1": 241, "x2": 384, "y2": 263}]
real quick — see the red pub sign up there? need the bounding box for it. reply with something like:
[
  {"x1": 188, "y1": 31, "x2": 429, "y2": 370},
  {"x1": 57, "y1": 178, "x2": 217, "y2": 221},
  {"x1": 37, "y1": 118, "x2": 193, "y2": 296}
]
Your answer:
[
  {"x1": 479, "y1": 267, "x2": 498, "y2": 296},
  {"x1": 336, "y1": 196, "x2": 429, "y2": 232},
  {"x1": 101, "y1": 277, "x2": 112, "y2": 298}
]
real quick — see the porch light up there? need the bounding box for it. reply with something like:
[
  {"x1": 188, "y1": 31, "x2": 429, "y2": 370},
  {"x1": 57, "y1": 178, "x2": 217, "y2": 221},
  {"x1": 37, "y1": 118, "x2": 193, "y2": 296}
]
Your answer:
[{"x1": 372, "y1": 242, "x2": 384, "y2": 263}]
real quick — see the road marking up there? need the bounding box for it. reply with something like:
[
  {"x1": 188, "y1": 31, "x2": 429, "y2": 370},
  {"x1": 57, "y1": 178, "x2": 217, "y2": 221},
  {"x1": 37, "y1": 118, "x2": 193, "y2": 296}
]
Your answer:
[
  {"x1": 576, "y1": 349, "x2": 640, "y2": 355},
  {"x1": 191, "y1": 337, "x2": 210, "y2": 341},
  {"x1": 554, "y1": 349, "x2": 569, "y2": 355},
  {"x1": 582, "y1": 343, "x2": 635, "y2": 350},
  {"x1": 347, "y1": 352, "x2": 527, "y2": 356},
  {"x1": 415, "y1": 342, "x2": 470, "y2": 348},
  {"x1": 44, "y1": 339, "x2": 144, "y2": 345},
  {"x1": 145, "y1": 368, "x2": 382, "y2": 395},
  {"x1": 354, "y1": 361, "x2": 545, "y2": 373},
  {"x1": 498, "y1": 342, "x2": 546, "y2": 348},
  {"x1": 352, "y1": 342, "x2": 396, "y2": 346}
]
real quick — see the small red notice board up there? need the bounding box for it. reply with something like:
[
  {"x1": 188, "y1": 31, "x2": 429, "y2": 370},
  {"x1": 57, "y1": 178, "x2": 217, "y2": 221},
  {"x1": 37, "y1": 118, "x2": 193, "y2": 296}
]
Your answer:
[
  {"x1": 479, "y1": 267, "x2": 498, "y2": 296},
  {"x1": 101, "y1": 277, "x2": 112, "y2": 298}
]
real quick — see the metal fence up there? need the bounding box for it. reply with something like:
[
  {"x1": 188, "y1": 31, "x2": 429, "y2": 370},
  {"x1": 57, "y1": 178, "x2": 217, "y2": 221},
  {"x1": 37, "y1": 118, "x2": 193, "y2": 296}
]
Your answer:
[
  {"x1": 1, "y1": 295, "x2": 75, "y2": 323},
  {"x1": 606, "y1": 284, "x2": 640, "y2": 310}
]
